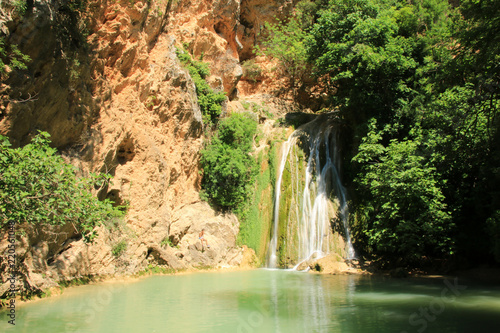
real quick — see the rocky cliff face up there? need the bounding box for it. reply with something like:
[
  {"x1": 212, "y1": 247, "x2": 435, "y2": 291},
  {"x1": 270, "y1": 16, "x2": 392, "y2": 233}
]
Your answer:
[{"x1": 0, "y1": 0, "x2": 299, "y2": 296}]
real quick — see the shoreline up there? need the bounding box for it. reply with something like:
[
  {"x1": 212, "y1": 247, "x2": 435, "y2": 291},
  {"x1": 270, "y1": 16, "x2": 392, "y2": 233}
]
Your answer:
[
  {"x1": 3, "y1": 262, "x2": 499, "y2": 310},
  {"x1": 0, "y1": 264, "x2": 257, "y2": 310}
]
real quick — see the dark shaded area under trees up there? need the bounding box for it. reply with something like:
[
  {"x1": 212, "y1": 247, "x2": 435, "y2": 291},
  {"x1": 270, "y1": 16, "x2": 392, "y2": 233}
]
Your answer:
[{"x1": 260, "y1": 0, "x2": 500, "y2": 270}]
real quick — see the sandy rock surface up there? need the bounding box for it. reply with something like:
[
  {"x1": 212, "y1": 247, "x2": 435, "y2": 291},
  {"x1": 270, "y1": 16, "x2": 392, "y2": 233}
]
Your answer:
[{"x1": 1, "y1": 0, "x2": 281, "y2": 295}]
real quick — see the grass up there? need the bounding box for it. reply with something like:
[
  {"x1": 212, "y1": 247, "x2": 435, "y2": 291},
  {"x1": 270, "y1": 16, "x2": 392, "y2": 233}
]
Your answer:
[
  {"x1": 58, "y1": 276, "x2": 95, "y2": 288},
  {"x1": 135, "y1": 264, "x2": 178, "y2": 277},
  {"x1": 112, "y1": 240, "x2": 127, "y2": 257},
  {"x1": 160, "y1": 237, "x2": 174, "y2": 248}
]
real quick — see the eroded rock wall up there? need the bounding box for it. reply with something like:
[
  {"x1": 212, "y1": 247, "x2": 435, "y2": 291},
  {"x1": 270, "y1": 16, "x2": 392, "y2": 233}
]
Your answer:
[
  {"x1": 1, "y1": 0, "x2": 294, "y2": 295},
  {"x1": 0, "y1": 0, "x2": 95, "y2": 148}
]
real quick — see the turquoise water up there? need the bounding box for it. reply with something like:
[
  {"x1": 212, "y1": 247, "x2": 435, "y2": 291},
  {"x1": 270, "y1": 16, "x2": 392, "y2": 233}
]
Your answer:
[{"x1": 1, "y1": 269, "x2": 500, "y2": 332}]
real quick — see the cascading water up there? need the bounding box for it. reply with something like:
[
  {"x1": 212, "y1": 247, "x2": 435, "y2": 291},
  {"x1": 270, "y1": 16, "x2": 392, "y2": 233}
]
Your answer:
[{"x1": 267, "y1": 114, "x2": 356, "y2": 269}]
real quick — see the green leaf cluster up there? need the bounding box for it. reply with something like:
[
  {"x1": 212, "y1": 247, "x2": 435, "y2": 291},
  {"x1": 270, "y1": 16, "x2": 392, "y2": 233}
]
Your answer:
[
  {"x1": 200, "y1": 113, "x2": 258, "y2": 210},
  {"x1": 267, "y1": 0, "x2": 500, "y2": 266},
  {"x1": 0, "y1": 132, "x2": 121, "y2": 242},
  {"x1": 257, "y1": 16, "x2": 310, "y2": 91},
  {"x1": 307, "y1": 0, "x2": 451, "y2": 119},
  {"x1": 175, "y1": 47, "x2": 226, "y2": 125},
  {"x1": 112, "y1": 240, "x2": 127, "y2": 257},
  {"x1": 0, "y1": 37, "x2": 31, "y2": 74},
  {"x1": 241, "y1": 59, "x2": 263, "y2": 83},
  {"x1": 353, "y1": 120, "x2": 453, "y2": 262}
]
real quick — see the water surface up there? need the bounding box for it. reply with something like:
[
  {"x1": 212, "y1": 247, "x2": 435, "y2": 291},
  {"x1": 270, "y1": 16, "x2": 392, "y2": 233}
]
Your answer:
[{"x1": 1, "y1": 269, "x2": 499, "y2": 332}]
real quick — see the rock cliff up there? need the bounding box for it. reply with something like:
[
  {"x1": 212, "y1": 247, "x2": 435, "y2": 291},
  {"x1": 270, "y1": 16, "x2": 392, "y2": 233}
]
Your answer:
[{"x1": 0, "y1": 0, "x2": 298, "y2": 296}]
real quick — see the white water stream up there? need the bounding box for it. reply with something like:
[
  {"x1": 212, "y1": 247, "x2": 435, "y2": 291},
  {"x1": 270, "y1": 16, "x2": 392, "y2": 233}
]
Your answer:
[{"x1": 267, "y1": 115, "x2": 355, "y2": 268}]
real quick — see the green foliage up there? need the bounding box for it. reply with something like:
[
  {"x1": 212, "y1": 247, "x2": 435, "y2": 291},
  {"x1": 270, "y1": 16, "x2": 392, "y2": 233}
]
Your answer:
[
  {"x1": 256, "y1": 13, "x2": 310, "y2": 91},
  {"x1": 352, "y1": 120, "x2": 453, "y2": 263},
  {"x1": 175, "y1": 47, "x2": 226, "y2": 124},
  {"x1": 135, "y1": 264, "x2": 177, "y2": 276},
  {"x1": 441, "y1": 0, "x2": 500, "y2": 262},
  {"x1": 57, "y1": 276, "x2": 94, "y2": 288},
  {"x1": 241, "y1": 59, "x2": 262, "y2": 83},
  {"x1": 160, "y1": 237, "x2": 174, "y2": 248},
  {"x1": 237, "y1": 147, "x2": 277, "y2": 262},
  {"x1": 0, "y1": 132, "x2": 121, "y2": 242},
  {"x1": 217, "y1": 113, "x2": 257, "y2": 152},
  {"x1": 68, "y1": 58, "x2": 81, "y2": 81},
  {"x1": 306, "y1": 0, "x2": 452, "y2": 119},
  {"x1": 112, "y1": 240, "x2": 127, "y2": 257},
  {"x1": 12, "y1": 0, "x2": 27, "y2": 16},
  {"x1": 456, "y1": 0, "x2": 500, "y2": 87},
  {"x1": 270, "y1": 0, "x2": 500, "y2": 266},
  {"x1": 0, "y1": 37, "x2": 31, "y2": 74},
  {"x1": 145, "y1": 94, "x2": 157, "y2": 109},
  {"x1": 200, "y1": 113, "x2": 258, "y2": 210},
  {"x1": 52, "y1": 0, "x2": 90, "y2": 50}
]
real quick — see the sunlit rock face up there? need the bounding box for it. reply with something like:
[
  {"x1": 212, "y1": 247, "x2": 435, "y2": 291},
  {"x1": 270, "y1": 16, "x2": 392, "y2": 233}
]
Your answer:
[{"x1": 1, "y1": 0, "x2": 302, "y2": 294}]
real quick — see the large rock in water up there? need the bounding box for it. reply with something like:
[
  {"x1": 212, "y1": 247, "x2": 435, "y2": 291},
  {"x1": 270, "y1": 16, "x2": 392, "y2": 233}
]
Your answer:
[{"x1": 307, "y1": 254, "x2": 353, "y2": 274}]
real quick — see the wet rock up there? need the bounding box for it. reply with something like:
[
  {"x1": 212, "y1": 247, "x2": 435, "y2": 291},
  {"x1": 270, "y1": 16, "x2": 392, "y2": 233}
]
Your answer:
[{"x1": 308, "y1": 254, "x2": 351, "y2": 275}]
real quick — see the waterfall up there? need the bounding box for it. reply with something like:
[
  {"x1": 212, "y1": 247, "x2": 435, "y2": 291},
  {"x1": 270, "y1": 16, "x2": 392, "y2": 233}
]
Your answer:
[{"x1": 266, "y1": 115, "x2": 356, "y2": 269}]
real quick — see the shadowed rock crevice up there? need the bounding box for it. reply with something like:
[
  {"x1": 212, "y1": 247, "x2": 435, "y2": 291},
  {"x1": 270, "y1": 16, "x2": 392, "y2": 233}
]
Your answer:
[
  {"x1": 105, "y1": 189, "x2": 123, "y2": 207},
  {"x1": 116, "y1": 137, "x2": 135, "y2": 164}
]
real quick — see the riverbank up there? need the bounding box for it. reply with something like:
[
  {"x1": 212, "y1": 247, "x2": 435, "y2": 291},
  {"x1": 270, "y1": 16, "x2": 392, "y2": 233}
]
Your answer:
[
  {"x1": 3, "y1": 267, "x2": 500, "y2": 333},
  {"x1": 4, "y1": 254, "x2": 499, "y2": 311},
  {"x1": 303, "y1": 254, "x2": 500, "y2": 285},
  {"x1": 0, "y1": 262, "x2": 258, "y2": 310}
]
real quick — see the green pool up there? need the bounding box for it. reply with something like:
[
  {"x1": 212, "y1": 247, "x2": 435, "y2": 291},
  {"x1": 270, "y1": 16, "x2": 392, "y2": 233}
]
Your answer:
[{"x1": 1, "y1": 269, "x2": 499, "y2": 332}]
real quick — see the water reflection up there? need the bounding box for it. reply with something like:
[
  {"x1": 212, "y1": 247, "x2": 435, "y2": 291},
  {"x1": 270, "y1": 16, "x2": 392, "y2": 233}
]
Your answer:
[{"x1": 1, "y1": 270, "x2": 500, "y2": 333}]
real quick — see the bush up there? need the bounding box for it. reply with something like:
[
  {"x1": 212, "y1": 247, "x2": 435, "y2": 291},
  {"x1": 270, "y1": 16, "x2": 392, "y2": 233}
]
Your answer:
[
  {"x1": 0, "y1": 132, "x2": 120, "y2": 242},
  {"x1": 241, "y1": 59, "x2": 262, "y2": 83},
  {"x1": 0, "y1": 37, "x2": 31, "y2": 74},
  {"x1": 200, "y1": 113, "x2": 257, "y2": 210},
  {"x1": 175, "y1": 47, "x2": 226, "y2": 125},
  {"x1": 256, "y1": 13, "x2": 309, "y2": 91},
  {"x1": 112, "y1": 240, "x2": 127, "y2": 257}
]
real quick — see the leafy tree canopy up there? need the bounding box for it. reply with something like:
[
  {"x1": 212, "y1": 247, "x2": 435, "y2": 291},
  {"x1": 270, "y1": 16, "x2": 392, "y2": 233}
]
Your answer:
[
  {"x1": 200, "y1": 113, "x2": 258, "y2": 210},
  {"x1": 306, "y1": 0, "x2": 452, "y2": 120},
  {"x1": 352, "y1": 120, "x2": 453, "y2": 263},
  {"x1": 265, "y1": 0, "x2": 500, "y2": 266},
  {"x1": 0, "y1": 132, "x2": 120, "y2": 242}
]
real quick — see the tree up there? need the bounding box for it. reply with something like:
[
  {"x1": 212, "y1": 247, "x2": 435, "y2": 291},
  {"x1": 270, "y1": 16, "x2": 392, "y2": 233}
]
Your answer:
[
  {"x1": 445, "y1": 0, "x2": 500, "y2": 262},
  {"x1": 257, "y1": 14, "x2": 310, "y2": 93},
  {"x1": 352, "y1": 120, "x2": 453, "y2": 264},
  {"x1": 306, "y1": 0, "x2": 452, "y2": 121},
  {"x1": 0, "y1": 132, "x2": 120, "y2": 242},
  {"x1": 200, "y1": 113, "x2": 257, "y2": 210},
  {"x1": 303, "y1": 0, "x2": 462, "y2": 266}
]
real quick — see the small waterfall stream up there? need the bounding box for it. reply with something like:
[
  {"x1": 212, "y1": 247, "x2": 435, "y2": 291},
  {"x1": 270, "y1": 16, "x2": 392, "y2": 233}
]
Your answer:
[{"x1": 267, "y1": 115, "x2": 355, "y2": 268}]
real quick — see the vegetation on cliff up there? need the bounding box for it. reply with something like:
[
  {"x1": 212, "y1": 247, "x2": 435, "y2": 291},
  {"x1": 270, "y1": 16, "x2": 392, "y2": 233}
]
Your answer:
[
  {"x1": 0, "y1": 132, "x2": 121, "y2": 242},
  {"x1": 261, "y1": 0, "x2": 500, "y2": 268},
  {"x1": 0, "y1": 37, "x2": 31, "y2": 75},
  {"x1": 200, "y1": 112, "x2": 258, "y2": 210},
  {"x1": 176, "y1": 47, "x2": 226, "y2": 125},
  {"x1": 1, "y1": 0, "x2": 497, "y2": 275},
  {"x1": 237, "y1": 141, "x2": 278, "y2": 263}
]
